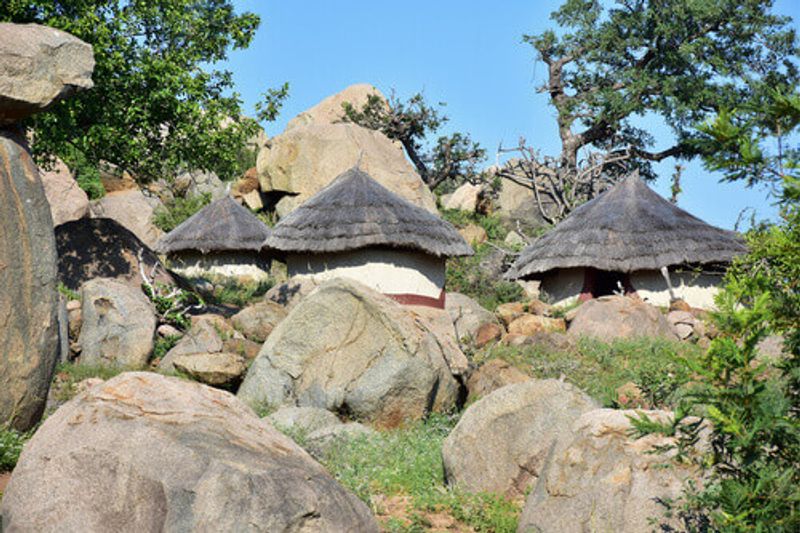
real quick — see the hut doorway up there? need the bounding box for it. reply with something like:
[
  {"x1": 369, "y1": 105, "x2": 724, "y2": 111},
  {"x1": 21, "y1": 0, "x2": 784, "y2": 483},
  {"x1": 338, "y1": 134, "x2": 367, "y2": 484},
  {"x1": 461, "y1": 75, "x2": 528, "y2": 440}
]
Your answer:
[{"x1": 579, "y1": 267, "x2": 636, "y2": 301}]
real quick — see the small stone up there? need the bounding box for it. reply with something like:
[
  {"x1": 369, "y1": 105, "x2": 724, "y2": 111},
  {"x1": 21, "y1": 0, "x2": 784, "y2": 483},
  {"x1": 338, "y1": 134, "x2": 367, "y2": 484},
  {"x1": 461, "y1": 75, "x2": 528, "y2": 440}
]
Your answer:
[
  {"x1": 669, "y1": 299, "x2": 692, "y2": 312},
  {"x1": 157, "y1": 324, "x2": 182, "y2": 338},
  {"x1": 501, "y1": 333, "x2": 530, "y2": 347},
  {"x1": 66, "y1": 299, "x2": 81, "y2": 312},
  {"x1": 458, "y1": 223, "x2": 488, "y2": 245},
  {"x1": 475, "y1": 322, "x2": 503, "y2": 348},
  {"x1": 172, "y1": 352, "x2": 247, "y2": 387},
  {"x1": 496, "y1": 302, "x2": 526, "y2": 326},
  {"x1": 525, "y1": 299, "x2": 552, "y2": 317},
  {"x1": 508, "y1": 314, "x2": 566, "y2": 336}
]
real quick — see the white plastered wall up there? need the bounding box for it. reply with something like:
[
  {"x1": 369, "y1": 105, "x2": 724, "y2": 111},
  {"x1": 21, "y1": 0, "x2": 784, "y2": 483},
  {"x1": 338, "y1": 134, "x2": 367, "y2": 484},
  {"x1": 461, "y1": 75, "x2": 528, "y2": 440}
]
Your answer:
[
  {"x1": 287, "y1": 248, "x2": 445, "y2": 299},
  {"x1": 537, "y1": 267, "x2": 724, "y2": 309},
  {"x1": 168, "y1": 251, "x2": 271, "y2": 282}
]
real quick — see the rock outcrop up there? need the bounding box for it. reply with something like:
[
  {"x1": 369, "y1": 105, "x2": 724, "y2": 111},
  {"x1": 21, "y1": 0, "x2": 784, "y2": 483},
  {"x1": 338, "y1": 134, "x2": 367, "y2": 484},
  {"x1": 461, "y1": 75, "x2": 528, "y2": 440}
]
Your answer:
[
  {"x1": 518, "y1": 408, "x2": 698, "y2": 533},
  {"x1": 1, "y1": 372, "x2": 378, "y2": 532},
  {"x1": 568, "y1": 295, "x2": 678, "y2": 341},
  {"x1": 55, "y1": 217, "x2": 174, "y2": 292},
  {"x1": 0, "y1": 23, "x2": 94, "y2": 431},
  {"x1": 89, "y1": 188, "x2": 164, "y2": 248},
  {"x1": 78, "y1": 278, "x2": 156, "y2": 367},
  {"x1": 445, "y1": 292, "x2": 498, "y2": 342},
  {"x1": 256, "y1": 85, "x2": 437, "y2": 216},
  {"x1": 231, "y1": 300, "x2": 288, "y2": 342},
  {"x1": 238, "y1": 279, "x2": 465, "y2": 428},
  {"x1": 40, "y1": 157, "x2": 90, "y2": 225},
  {"x1": 442, "y1": 380, "x2": 596, "y2": 497},
  {"x1": 0, "y1": 23, "x2": 94, "y2": 125}
]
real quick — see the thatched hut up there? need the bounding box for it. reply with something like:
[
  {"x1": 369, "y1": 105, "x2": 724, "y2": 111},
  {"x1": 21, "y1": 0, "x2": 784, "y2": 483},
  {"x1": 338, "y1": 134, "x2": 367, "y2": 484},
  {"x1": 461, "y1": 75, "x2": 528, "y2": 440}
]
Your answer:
[
  {"x1": 156, "y1": 196, "x2": 272, "y2": 282},
  {"x1": 505, "y1": 174, "x2": 747, "y2": 309},
  {"x1": 264, "y1": 167, "x2": 473, "y2": 308}
]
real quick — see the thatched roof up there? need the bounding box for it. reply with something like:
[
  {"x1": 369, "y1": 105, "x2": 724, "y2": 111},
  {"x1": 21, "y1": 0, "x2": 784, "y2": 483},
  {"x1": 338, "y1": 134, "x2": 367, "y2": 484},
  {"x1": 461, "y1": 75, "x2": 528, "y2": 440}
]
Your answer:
[
  {"x1": 506, "y1": 174, "x2": 747, "y2": 279},
  {"x1": 264, "y1": 167, "x2": 473, "y2": 257},
  {"x1": 156, "y1": 196, "x2": 271, "y2": 254}
]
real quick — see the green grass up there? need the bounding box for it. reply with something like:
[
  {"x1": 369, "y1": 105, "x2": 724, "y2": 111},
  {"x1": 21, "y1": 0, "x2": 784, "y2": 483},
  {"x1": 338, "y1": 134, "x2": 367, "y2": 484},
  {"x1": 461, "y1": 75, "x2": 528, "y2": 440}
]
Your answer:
[
  {"x1": 474, "y1": 336, "x2": 704, "y2": 408},
  {"x1": 153, "y1": 335, "x2": 181, "y2": 360},
  {"x1": 50, "y1": 362, "x2": 128, "y2": 404},
  {"x1": 200, "y1": 277, "x2": 274, "y2": 308},
  {"x1": 152, "y1": 192, "x2": 212, "y2": 232},
  {"x1": 0, "y1": 426, "x2": 28, "y2": 472},
  {"x1": 319, "y1": 414, "x2": 520, "y2": 532}
]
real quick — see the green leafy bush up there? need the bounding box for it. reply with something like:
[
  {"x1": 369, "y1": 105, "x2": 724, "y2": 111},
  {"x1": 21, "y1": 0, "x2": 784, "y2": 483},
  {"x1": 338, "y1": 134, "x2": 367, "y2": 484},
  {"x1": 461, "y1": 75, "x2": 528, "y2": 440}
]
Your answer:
[
  {"x1": 446, "y1": 244, "x2": 523, "y2": 311},
  {"x1": 201, "y1": 277, "x2": 274, "y2": 308},
  {"x1": 475, "y1": 336, "x2": 703, "y2": 408},
  {"x1": 141, "y1": 282, "x2": 204, "y2": 330},
  {"x1": 0, "y1": 426, "x2": 28, "y2": 472},
  {"x1": 319, "y1": 414, "x2": 520, "y2": 532},
  {"x1": 152, "y1": 193, "x2": 212, "y2": 232}
]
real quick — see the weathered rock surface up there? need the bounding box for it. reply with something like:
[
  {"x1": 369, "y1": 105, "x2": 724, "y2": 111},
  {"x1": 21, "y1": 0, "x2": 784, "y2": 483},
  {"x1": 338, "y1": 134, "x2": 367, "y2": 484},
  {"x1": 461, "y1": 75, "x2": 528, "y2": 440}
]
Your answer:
[
  {"x1": 507, "y1": 314, "x2": 566, "y2": 336},
  {"x1": 231, "y1": 300, "x2": 288, "y2": 342},
  {"x1": 305, "y1": 422, "x2": 376, "y2": 460},
  {"x1": 257, "y1": 86, "x2": 436, "y2": 216},
  {"x1": 90, "y1": 188, "x2": 164, "y2": 248},
  {"x1": 55, "y1": 217, "x2": 174, "y2": 292},
  {"x1": 268, "y1": 406, "x2": 342, "y2": 434},
  {"x1": 443, "y1": 182, "x2": 482, "y2": 211},
  {"x1": 445, "y1": 292, "x2": 497, "y2": 343},
  {"x1": 175, "y1": 169, "x2": 227, "y2": 201},
  {"x1": 568, "y1": 295, "x2": 678, "y2": 341},
  {"x1": 667, "y1": 309, "x2": 698, "y2": 340},
  {"x1": 466, "y1": 359, "x2": 530, "y2": 402},
  {"x1": 443, "y1": 379, "x2": 596, "y2": 497},
  {"x1": 0, "y1": 372, "x2": 378, "y2": 532},
  {"x1": 0, "y1": 130, "x2": 60, "y2": 431},
  {"x1": 496, "y1": 174, "x2": 558, "y2": 233},
  {"x1": 40, "y1": 157, "x2": 90, "y2": 225},
  {"x1": 238, "y1": 279, "x2": 464, "y2": 428},
  {"x1": 172, "y1": 352, "x2": 247, "y2": 388},
  {"x1": 518, "y1": 408, "x2": 698, "y2": 533},
  {"x1": 286, "y1": 83, "x2": 384, "y2": 130},
  {"x1": 158, "y1": 317, "x2": 224, "y2": 372},
  {"x1": 0, "y1": 23, "x2": 94, "y2": 125},
  {"x1": 475, "y1": 322, "x2": 504, "y2": 348},
  {"x1": 264, "y1": 276, "x2": 321, "y2": 310},
  {"x1": 78, "y1": 278, "x2": 156, "y2": 367},
  {"x1": 458, "y1": 223, "x2": 488, "y2": 245}
]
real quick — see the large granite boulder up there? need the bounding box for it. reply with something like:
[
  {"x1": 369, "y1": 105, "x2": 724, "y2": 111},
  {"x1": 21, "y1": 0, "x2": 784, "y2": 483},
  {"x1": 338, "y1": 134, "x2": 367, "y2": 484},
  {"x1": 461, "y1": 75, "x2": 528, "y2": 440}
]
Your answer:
[
  {"x1": 256, "y1": 86, "x2": 437, "y2": 217},
  {"x1": 568, "y1": 295, "x2": 678, "y2": 341},
  {"x1": 264, "y1": 276, "x2": 321, "y2": 310},
  {"x1": 238, "y1": 279, "x2": 466, "y2": 428},
  {"x1": 518, "y1": 408, "x2": 698, "y2": 533},
  {"x1": 78, "y1": 278, "x2": 156, "y2": 367},
  {"x1": 55, "y1": 217, "x2": 174, "y2": 292},
  {"x1": 90, "y1": 188, "x2": 163, "y2": 248},
  {"x1": 286, "y1": 83, "x2": 383, "y2": 130},
  {"x1": 0, "y1": 130, "x2": 60, "y2": 431},
  {"x1": 442, "y1": 379, "x2": 596, "y2": 497},
  {"x1": 0, "y1": 372, "x2": 377, "y2": 532},
  {"x1": 0, "y1": 23, "x2": 94, "y2": 125},
  {"x1": 40, "y1": 157, "x2": 90, "y2": 225}
]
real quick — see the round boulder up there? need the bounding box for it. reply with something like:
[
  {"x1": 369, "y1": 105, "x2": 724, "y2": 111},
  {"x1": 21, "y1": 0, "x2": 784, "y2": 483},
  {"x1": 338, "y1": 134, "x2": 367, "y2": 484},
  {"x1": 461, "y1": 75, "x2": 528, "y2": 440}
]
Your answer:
[
  {"x1": 442, "y1": 379, "x2": 596, "y2": 497},
  {"x1": 1, "y1": 372, "x2": 377, "y2": 532},
  {"x1": 238, "y1": 278, "x2": 464, "y2": 428},
  {"x1": 568, "y1": 295, "x2": 677, "y2": 341}
]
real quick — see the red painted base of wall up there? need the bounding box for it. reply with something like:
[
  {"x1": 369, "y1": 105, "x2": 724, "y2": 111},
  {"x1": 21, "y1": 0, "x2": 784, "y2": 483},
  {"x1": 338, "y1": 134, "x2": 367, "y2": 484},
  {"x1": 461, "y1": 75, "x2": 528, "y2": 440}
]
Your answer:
[{"x1": 387, "y1": 289, "x2": 446, "y2": 309}]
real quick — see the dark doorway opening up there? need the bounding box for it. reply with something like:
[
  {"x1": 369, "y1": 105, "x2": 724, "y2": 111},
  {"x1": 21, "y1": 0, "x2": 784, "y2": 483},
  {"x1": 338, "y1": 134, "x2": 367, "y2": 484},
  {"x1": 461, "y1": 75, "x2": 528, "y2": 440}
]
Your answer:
[{"x1": 579, "y1": 267, "x2": 637, "y2": 301}]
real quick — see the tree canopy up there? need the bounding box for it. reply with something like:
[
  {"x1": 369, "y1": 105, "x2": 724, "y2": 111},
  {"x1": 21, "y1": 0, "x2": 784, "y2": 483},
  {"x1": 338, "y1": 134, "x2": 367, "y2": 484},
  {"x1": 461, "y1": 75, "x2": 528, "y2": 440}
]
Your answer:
[
  {"x1": 500, "y1": 0, "x2": 798, "y2": 222},
  {"x1": 1, "y1": 1, "x2": 283, "y2": 193}
]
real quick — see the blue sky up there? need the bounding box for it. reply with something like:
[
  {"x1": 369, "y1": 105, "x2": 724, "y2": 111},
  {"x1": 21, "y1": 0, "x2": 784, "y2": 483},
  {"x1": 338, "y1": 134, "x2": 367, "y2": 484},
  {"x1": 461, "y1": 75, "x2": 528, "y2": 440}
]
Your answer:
[{"x1": 223, "y1": 0, "x2": 800, "y2": 230}]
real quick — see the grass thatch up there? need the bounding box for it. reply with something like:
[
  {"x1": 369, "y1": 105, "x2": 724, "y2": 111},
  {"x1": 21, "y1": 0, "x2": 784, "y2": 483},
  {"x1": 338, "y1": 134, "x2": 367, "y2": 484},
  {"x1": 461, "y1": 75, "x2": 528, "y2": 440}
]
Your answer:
[
  {"x1": 506, "y1": 174, "x2": 747, "y2": 279},
  {"x1": 264, "y1": 167, "x2": 473, "y2": 257},
  {"x1": 156, "y1": 196, "x2": 271, "y2": 254}
]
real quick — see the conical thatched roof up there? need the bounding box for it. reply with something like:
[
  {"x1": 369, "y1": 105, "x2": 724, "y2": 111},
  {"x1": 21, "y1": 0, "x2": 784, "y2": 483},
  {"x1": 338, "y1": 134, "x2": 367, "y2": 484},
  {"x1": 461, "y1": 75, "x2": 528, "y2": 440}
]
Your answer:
[
  {"x1": 156, "y1": 196, "x2": 271, "y2": 254},
  {"x1": 506, "y1": 174, "x2": 747, "y2": 279},
  {"x1": 264, "y1": 167, "x2": 473, "y2": 257}
]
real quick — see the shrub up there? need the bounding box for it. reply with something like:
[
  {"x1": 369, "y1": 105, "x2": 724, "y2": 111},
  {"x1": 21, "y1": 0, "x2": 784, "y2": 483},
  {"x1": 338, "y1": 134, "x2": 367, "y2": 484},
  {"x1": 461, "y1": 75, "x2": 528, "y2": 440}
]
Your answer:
[
  {"x1": 446, "y1": 243, "x2": 523, "y2": 310},
  {"x1": 0, "y1": 426, "x2": 28, "y2": 472},
  {"x1": 201, "y1": 277, "x2": 274, "y2": 308},
  {"x1": 319, "y1": 414, "x2": 520, "y2": 532},
  {"x1": 152, "y1": 192, "x2": 212, "y2": 232}
]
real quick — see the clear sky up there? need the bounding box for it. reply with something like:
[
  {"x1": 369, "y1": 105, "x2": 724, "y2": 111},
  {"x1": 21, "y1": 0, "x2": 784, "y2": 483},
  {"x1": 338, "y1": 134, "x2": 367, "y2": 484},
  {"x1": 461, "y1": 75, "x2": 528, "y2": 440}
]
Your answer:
[{"x1": 223, "y1": 0, "x2": 800, "y2": 230}]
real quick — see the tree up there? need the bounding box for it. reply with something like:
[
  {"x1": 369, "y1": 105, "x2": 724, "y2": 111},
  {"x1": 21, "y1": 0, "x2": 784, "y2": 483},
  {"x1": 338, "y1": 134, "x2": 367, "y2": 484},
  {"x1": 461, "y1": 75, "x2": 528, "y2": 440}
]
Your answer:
[
  {"x1": 0, "y1": 1, "x2": 287, "y2": 194},
  {"x1": 341, "y1": 92, "x2": 486, "y2": 193},
  {"x1": 500, "y1": 0, "x2": 798, "y2": 222}
]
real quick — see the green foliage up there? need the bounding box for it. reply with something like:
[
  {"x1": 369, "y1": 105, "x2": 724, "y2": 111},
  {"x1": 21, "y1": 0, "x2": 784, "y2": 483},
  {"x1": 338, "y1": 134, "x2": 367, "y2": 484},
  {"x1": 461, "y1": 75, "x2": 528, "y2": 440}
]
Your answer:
[
  {"x1": 524, "y1": 0, "x2": 798, "y2": 180},
  {"x1": 201, "y1": 277, "x2": 274, "y2": 308},
  {"x1": 341, "y1": 91, "x2": 485, "y2": 192},
  {"x1": 446, "y1": 245, "x2": 523, "y2": 311},
  {"x1": 476, "y1": 336, "x2": 703, "y2": 408},
  {"x1": 0, "y1": 1, "x2": 288, "y2": 183},
  {"x1": 440, "y1": 209, "x2": 507, "y2": 242},
  {"x1": 255, "y1": 82, "x2": 290, "y2": 123},
  {"x1": 320, "y1": 414, "x2": 520, "y2": 532},
  {"x1": 153, "y1": 335, "x2": 181, "y2": 361},
  {"x1": 152, "y1": 193, "x2": 212, "y2": 232},
  {"x1": 57, "y1": 282, "x2": 79, "y2": 301},
  {"x1": 49, "y1": 362, "x2": 127, "y2": 404},
  {"x1": 141, "y1": 282, "x2": 204, "y2": 330},
  {"x1": 0, "y1": 426, "x2": 28, "y2": 472}
]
